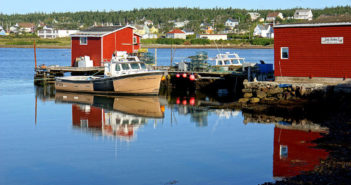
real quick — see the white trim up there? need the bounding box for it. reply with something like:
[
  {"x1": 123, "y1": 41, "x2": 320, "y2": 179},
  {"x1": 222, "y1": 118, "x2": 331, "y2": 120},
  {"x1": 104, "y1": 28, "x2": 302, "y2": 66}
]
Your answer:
[
  {"x1": 80, "y1": 37, "x2": 88, "y2": 45},
  {"x1": 281, "y1": 47, "x2": 289, "y2": 59},
  {"x1": 274, "y1": 22, "x2": 351, "y2": 28}
]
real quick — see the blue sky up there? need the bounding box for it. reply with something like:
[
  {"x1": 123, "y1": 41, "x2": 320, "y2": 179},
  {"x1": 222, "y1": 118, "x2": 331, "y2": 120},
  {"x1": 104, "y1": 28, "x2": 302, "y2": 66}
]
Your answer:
[{"x1": 1, "y1": 0, "x2": 350, "y2": 14}]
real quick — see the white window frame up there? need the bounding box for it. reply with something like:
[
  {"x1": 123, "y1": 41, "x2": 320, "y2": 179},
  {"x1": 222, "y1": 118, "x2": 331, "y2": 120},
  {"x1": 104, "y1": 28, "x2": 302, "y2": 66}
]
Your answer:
[
  {"x1": 281, "y1": 47, "x2": 289, "y2": 59},
  {"x1": 80, "y1": 37, "x2": 88, "y2": 45}
]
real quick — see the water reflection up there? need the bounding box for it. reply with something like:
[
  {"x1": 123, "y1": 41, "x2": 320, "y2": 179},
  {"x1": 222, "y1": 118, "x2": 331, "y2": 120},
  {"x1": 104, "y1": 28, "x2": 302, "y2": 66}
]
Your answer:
[
  {"x1": 34, "y1": 85, "x2": 330, "y2": 183},
  {"x1": 243, "y1": 113, "x2": 329, "y2": 179},
  {"x1": 55, "y1": 92, "x2": 164, "y2": 141}
]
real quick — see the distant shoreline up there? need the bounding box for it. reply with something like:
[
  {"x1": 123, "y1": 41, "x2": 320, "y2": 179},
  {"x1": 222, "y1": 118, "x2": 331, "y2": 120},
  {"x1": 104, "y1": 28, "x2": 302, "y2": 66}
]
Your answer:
[{"x1": 0, "y1": 44, "x2": 273, "y2": 49}]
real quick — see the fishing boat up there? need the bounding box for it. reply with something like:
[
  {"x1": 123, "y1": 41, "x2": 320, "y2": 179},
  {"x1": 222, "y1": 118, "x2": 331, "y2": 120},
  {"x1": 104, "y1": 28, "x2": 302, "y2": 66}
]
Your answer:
[
  {"x1": 211, "y1": 52, "x2": 245, "y2": 71},
  {"x1": 55, "y1": 54, "x2": 164, "y2": 95}
]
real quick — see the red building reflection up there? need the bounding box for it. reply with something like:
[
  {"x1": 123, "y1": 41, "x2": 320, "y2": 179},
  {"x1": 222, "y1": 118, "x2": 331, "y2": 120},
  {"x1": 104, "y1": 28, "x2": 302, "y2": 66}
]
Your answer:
[
  {"x1": 273, "y1": 126, "x2": 329, "y2": 178},
  {"x1": 72, "y1": 104, "x2": 103, "y2": 128}
]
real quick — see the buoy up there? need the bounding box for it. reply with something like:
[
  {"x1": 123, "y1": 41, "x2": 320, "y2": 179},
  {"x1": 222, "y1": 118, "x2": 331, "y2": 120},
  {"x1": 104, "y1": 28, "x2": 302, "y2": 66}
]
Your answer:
[
  {"x1": 182, "y1": 100, "x2": 187, "y2": 105},
  {"x1": 189, "y1": 97, "x2": 195, "y2": 105},
  {"x1": 189, "y1": 74, "x2": 195, "y2": 81},
  {"x1": 176, "y1": 98, "x2": 180, "y2": 104},
  {"x1": 182, "y1": 73, "x2": 187, "y2": 78},
  {"x1": 161, "y1": 76, "x2": 166, "y2": 81},
  {"x1": 176, "y1": 74, "x2": 180, "y2": 78}
]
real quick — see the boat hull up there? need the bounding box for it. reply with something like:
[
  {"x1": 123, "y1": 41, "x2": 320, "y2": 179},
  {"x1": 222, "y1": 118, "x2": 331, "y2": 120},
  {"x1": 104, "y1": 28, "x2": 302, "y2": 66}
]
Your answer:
[
  {"x1": 55, "y1": 72, "x2": 163, "y2": 95},
  {"x1": 112, "y1": 72, "x2": 163, "y2": 95}
]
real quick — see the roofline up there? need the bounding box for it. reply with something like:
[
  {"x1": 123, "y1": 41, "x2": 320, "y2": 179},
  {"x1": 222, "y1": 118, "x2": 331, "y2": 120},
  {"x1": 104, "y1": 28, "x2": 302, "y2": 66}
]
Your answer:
[
  {"x1": 70, "y1": 25, "x2": 136, "y2": 37},
  {"x1": 274, "y1": 22, "x2": 351, "y2": 28}
]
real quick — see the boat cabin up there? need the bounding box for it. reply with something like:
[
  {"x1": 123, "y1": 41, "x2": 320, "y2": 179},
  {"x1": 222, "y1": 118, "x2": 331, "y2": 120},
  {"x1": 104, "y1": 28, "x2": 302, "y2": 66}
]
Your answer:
[{"x1": 214, "y1": 52, "x2": 245, "y2": 66}]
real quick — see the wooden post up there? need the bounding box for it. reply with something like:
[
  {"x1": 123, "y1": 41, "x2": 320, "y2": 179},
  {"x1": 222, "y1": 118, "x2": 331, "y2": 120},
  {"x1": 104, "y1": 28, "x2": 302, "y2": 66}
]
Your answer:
[
  {"x1": 34, "y1": 40, "x2": 37, "y2": 69},
  {"x1": 155, "y1": 48, "x2": 157, "y2": 66}
]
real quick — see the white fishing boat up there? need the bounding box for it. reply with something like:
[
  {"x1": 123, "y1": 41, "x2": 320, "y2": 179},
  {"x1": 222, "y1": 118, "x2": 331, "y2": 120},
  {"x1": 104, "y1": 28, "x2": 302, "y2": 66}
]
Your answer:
[
  {"x1": 211, "y1": 52, "x2": 245, "y2": 71},
  {"x1": 55, "y1": 53, "x2": 163, "y2": 95}
]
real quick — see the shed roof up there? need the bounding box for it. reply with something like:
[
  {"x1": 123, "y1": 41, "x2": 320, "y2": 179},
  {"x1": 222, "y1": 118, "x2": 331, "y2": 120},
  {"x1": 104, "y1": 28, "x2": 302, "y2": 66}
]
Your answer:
[{"x1": 71, "y1": 25, "x2": 135, "y2": 37}]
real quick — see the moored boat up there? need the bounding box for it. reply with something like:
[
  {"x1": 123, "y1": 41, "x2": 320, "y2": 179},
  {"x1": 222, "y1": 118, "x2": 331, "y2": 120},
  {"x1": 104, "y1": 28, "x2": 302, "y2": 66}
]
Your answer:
[{"x1": 55, "y1": 54, "x2": 163, "y2": 95}]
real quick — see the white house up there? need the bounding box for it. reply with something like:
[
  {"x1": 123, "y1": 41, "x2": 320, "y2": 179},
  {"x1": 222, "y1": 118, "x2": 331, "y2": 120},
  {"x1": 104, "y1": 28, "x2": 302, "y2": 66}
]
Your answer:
[
  {"x1": 142, "y1": 33, "x2": 158, "y2": 39},
  {"x1": 166, "y1": 29, "x2": 186, "y2": 39},
  {"x1": 248, "y1": 12, "x2": 261, "y2": 21},
  {"x1": 253, "y1": 24, "x2": 274, "y2": 38},
  {"x1": 38, "y1": 26, "x2": 79, "y2": 38},
  {"x1": 294, "y1": 9, "x2": 313, "y2": 21},
  {"x1": 266, "y1": 12, "x2": 284, "y2": 22},
  {"x1": 197, "y1": 34, "x2": 227, "y2": 40},
  {"x1": 183, "y1": 29, "x2": 194, "y2": 36},
  {"x1": 144, "y1": 20, "x2": 153, "y2": 26},
  {"x1": 225, "y1": 18, "x2": 239, "y2": 28},
  {"x1": 174, "y1": 20, "x2": 189, "y2": 28},
  {"x1": 37, "y1": 26, "x2": 57, "y2": 38},
  {"x1": 58, "y1": 30, "x2": 79, "y2": 37}
]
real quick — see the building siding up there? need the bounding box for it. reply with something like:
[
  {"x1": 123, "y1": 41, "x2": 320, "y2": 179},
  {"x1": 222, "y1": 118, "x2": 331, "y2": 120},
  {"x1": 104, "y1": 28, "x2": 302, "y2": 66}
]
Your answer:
[
  {"x1": 115, "y1": 27, "x2": 134, "y2": 53},
  {"x1": 274, "y1": 25, "x2": 351, "y2": 78},
  {"x1": 71, "y1": 37, "x2": 102, "y2": 66},
  {"x1": 102, "y1": 32, "x2": 117, "y2": 63}
]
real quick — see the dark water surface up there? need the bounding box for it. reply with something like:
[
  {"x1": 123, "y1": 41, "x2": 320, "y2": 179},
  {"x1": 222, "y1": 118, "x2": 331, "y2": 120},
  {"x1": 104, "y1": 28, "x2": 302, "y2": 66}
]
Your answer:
[{"x1": 0, "y1": 48, "x2": 327, "y2": 185}]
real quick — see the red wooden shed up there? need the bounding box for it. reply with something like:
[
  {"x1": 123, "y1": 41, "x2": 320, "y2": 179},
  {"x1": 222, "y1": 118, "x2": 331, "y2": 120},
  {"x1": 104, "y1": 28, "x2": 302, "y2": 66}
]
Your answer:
[
  {"x1": 274, "y1": 23, "x2": 351, "y2": 83},
  {"x1": 70, "y1": 25, "x2": 141, "y2": 67}
]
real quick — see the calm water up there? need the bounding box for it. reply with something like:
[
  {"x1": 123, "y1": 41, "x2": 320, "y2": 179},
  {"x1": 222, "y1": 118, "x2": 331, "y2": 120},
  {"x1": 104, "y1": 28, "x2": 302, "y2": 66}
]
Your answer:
[{"x1": 0, "y1": 48, "x2": 327, "y2": 185}]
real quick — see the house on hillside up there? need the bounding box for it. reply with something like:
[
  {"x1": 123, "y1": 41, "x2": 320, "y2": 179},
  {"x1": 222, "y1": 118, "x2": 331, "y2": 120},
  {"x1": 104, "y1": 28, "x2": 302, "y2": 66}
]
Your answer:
[
  {"x1": 70, "y1": 25, "x2": 141, "y2": 67},
  {"x1": 197, "y1": 34, "x2": 227, "y2": 40},
  {"x1": 294, "y1": 9, "x2": 313, "y2": 21},
  {"x1": 266, "y1": 12, "x2": 284, "y2": 22},
  {"x1": 37, "y1": 25, "x2": 57, "y2": 38},
  {"x1": 166, "y1": 29, "x2": 186, "y2": 39},
  {"x1": 58, "y1": 30, "x2": 79, "y2": 37},
  {"x1": 183, "y1": 29, "x2": 194, "y2": 36},
  {"x1": 0, "y1": 26, "x2": 6, "y2": 36},
  {"x1": 144, "y1": 20, "x2": 153, "y2": 26},
  {"x1": 248, "y1": 12, "x2": 261, "y2": 21},
  {"x1": 253, "y1": 24, "x2": 274, "y2": 38},
  {"x1": 174, "y1": 20, "x2": 189, "y2": 28},
  {"x1": 17, "y1": 22, "x2": 35, "y2": 33},
  {"x1": 225, "y1": 18, "x2": 239, "y2": 29}
]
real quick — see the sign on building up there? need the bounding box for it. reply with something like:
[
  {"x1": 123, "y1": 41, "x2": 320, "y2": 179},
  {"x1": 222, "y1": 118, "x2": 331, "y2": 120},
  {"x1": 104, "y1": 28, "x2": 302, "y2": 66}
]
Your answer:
[{"x1": 321, "y1": 37, "x2": 344, "y2": 44}]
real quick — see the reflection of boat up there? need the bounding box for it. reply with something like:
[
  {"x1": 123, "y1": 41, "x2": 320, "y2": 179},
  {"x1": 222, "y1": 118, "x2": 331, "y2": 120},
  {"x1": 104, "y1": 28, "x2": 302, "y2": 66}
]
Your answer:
[
  {"x1": 55, "y1": 92, "x2": 164, "y2": 118},
  {"x1": 55, "y1": 54, "x2": 163, "y2": 95},
  {"x1": 56, "y1": 92, "x2": 164, "y2": 141}
]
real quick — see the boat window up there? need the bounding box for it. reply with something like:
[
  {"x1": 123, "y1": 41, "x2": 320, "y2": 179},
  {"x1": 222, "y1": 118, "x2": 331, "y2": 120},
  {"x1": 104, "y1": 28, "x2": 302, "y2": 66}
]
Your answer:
[
  {"x1": 232, "y1": 60, "x2": 239, "y2": 64},
  {"x1": 122, "y1": 120, "x2": 129, "y2": 124},
  {"x1": 116, "y1": 118, "x2": 121, "y2": 124},
  {"x1": 130, "y1": 63, "x2": 140, "y2": 69},
  {"x1": 115, "y1": 64, "x2": 121, "y2": 71},
  {"x1": 224, "y1": 60, "x2": 231, "y2": 65},
  {"x1": 140, "y1": 63, "x2": 147, "y2": 69},
  {"x1": 131, "y1": 119, "x2": 139, "y2": 124},
  {"x1": 121, "y1": 63, "x2": 130, "y2": 70}
]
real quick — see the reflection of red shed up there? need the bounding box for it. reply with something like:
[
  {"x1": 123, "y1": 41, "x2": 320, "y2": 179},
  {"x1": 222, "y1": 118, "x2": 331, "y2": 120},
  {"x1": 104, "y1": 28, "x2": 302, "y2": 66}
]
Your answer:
[
  {"x1": 72, "y1": 104, "x2": 103, "y2": 128},
  {"x1": 273, "y1": 127, "x2": 329, "y2": 178},
  {"x1": 70, "y1": 25, "x2": 141, "y2": 67},
  {"x1": 274, "y1": 23, "x2": 351, "y2": 82}
]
